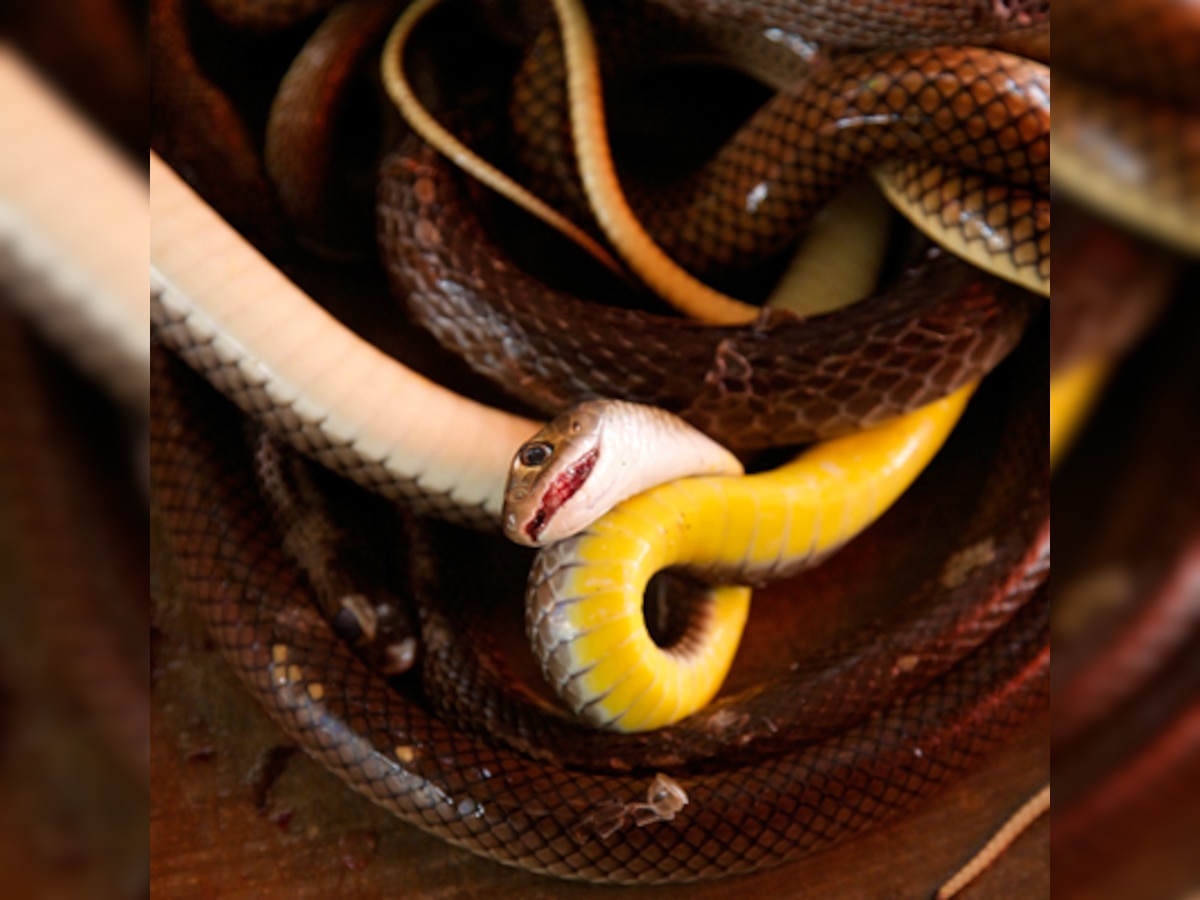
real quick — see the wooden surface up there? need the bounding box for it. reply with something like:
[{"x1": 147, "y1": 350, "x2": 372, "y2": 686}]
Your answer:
[{"x1": 150, "y1": 539, "x2": 1048, "y2": 900}]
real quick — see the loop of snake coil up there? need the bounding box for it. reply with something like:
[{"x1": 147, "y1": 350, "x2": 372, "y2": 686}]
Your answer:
[{"x1": 149, "y1": 0, "x2": 1056, "y2": 885}]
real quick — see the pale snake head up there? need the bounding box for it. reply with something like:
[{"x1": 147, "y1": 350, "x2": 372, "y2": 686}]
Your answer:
[
  {"x1": 503, "y1": 400, "x2": 607, "y2": 546},
  {"x1": 503, "y1": 398, "x2": 743, "y2": 547}
]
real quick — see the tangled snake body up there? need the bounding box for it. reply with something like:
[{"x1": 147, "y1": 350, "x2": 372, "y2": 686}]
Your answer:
[
  {"x1": 151, "y1": 343, "x2": 1049, "y2": 882},
  {"x1": 381, "y1": 144, "x2": 1038, "y2": 449},
  {"x1": 381, "y1": 1, "x2": 1049, "y2": 443},
  {"x1": 148, "y1": 0, "x2": 1055, "y2": 884}
]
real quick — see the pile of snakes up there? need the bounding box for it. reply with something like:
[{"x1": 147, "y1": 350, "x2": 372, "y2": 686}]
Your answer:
[{"x1": 145, "y1": 0, "x2": 1059, "y2": 886}]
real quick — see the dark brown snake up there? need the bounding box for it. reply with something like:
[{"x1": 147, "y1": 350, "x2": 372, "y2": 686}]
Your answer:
[
  {"x1": 500, "y1": 6, "x2": 1049, "y2": 278},
  {"x1": 381, "y1": 142, "x2": 1037, "y2": 450},
  {"x1": 148, "y1": 0, "x2": 1056, "y2": 883},
  {"x1": 379, "y1": 4, "x2": 1048, "y2": 447},
  {"x1": 1050, "y1": 279, "x2": 1200, "y2": 900},
  {"x1": 151, "y1": 338, "x2": 1049, "y2": 882}
]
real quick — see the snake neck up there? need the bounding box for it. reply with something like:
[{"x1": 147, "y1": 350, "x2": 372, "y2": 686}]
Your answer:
[{"x1": 506, "y1": 399, "x2": 743, "y2": 546}]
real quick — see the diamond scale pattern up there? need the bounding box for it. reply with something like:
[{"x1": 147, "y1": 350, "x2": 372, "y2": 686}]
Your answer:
[
  {"x1": 152, "y1": 287, "x2": 494, "y2": 529},
  {"x1": 380, "y1": 144, "x2": 1039, "y2": 451},
  {"x1": 151, "y1": 344, "x2": 1049, "y2": 882}
]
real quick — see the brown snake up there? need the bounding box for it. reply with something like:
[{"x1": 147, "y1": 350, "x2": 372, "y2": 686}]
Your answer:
[
  {"x1": 379, "y1": 4, "x2": 1048, "y2": 447},
  {"x1": 500, "y1": 6, "x2": 1050, "y2": 280},
  {"x1": 381, "y1": 142, "x2": 1038, "y2": 449},
  {"x1": 148, "y1": 0, "x2": 1054, "y2": 884},
  {"x1": 151, "y1": 339, "x2": 1048, "y2": 882}
]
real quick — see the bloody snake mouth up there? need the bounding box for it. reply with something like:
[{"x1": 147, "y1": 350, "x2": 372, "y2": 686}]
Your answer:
[{"x1": 525, "y1": 447, "x2": 600, "y2": 541}]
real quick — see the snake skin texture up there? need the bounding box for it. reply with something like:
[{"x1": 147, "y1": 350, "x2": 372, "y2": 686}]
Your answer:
[
  {"x1": 151, "y1": 342, "x2": 1049, "y2": 883},
  {"x1": 165, "y1": 310, "x2": 1049, "y2": 774},
  {"x1": 874, "y1": 159, "x2": 1050, "y2": 288},
  {"x1": 499, "y1": 5, "x2": 1050, "y2": 280},
  {"x1": 376, "y1": 7, "x2": 1048, "y2": 446},
  {"x1": 149, "y1": 284, "x2": 502, "y2": 529},
  {"x1": 250, "y1": 430, "x2": 423, "y2": 678},
  {"x1": 1056, "y1": 0, "x2": 1200, "y2": 106},
  {"x1": 380, "y1": 142, "x2": 1037, "y2": 450},
  {"x1": 508, "y1": 43, "x2": 1050, "y2": 298},
  {"x1": 650, "y1": 0, "x2": 1048, "y2": 50},
  {"x1": 148, "y1": 0, "x2": 1055, "y2": 883},
  {"x1": 396, "y1": 357, "x2": 1048, "y2": 771}
]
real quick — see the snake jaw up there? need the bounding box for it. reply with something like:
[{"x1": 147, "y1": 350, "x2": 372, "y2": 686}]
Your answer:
[{"x1": 503, "y1": 412, "x2": 605, "y2": 547}]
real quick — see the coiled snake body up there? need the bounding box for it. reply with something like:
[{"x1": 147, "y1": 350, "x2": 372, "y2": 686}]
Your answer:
[
  {"x1": 151, "y1": 342, "x2": 1049, "y2": 882},
  {"x1": 149, "y1": 0, "x2": 1053, "y2": 885}
]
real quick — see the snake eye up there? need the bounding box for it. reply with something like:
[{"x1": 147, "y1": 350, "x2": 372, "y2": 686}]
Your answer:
[{"x1": 519, "y1": 441, "x2": 553, "y2": 467}]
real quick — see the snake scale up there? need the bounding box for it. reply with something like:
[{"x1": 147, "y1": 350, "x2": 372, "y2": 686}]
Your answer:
[
  {"x1": 148, "y1": 0, "x2": 1054, "y2": 884},
  {"x1": 151, "y1": 341, "x2": 1049, "y2": 882},
  {"x1": 380, "y1": 143, "x2": 1038, "y2": 449},
  {"x1": 379, "y1": 0, "x2": 1048, "y2": 447}
]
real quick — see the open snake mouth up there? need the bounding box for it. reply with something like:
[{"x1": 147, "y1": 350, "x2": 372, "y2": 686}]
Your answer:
[{"x1": 525, "y1": 446, "x2": 600, "y2": 541}]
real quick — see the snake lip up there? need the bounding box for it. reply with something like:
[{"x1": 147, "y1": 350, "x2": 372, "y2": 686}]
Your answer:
[{"x1": 525, "y1": 446, "x2": 600, "y2": 544}]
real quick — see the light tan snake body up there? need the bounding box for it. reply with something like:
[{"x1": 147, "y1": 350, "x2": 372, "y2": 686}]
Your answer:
[{"x1": 147, "y1": 0, "x2": 1057, "y2": 884}]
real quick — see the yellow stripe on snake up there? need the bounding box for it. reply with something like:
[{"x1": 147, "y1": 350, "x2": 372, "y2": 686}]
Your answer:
[
  {"x1": 509, "y1": 367, "x2": 1090, "y2": 733},
  {"x1": 383, "y1": 0, "x2": 1053, "y2": 733},
  {"x1": 518, "y1": 386, "x2": 974, "y2": 730}
]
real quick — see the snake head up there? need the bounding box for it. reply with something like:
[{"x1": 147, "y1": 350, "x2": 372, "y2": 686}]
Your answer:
[{"x1": 503, "y1": 402, "x2": 607, "y2": 547}]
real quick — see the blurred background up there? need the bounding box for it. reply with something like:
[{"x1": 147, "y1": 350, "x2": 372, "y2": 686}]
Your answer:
[
  {"x1": 0, "y1": 1, "x2": 148, "y2": 897},
  {"x1": 1053, "y1": 2, "x2": 1200, "y2": 898}
]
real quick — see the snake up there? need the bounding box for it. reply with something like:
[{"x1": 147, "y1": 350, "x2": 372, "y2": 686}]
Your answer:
[
  {"x1": 0, "y1": 0, "x2": 1184, "y2": 887},
  {"x1": 485, "y1": 216, "x2": 1167, "y2": 745},
  {"x1": 146, "y1": 0, "x2": 1056, "y2": 884},
  {"x1": 0, "y1": 52, "x2": 151, "y2": 894},
  {"x1": 0, "y1": 8, "x2": 1056, "y2": 888},
  {"x1": 382, "y1": 0, "x2": 1048, "y2": 738},
  {"x1": 380, "y1": 140, "x2": 1037, "y2": 450},
  {"x1": 511, "y1": 386, "x2": 979, "y2": 730},
  {"x1": 383, "y1": 0, "x2": 1050, "y2": 312},
  {"x1": 151, "y1": 332, "x2": 1050, "y2": 882},
  {"x1": 376, "y1": 0, "x2": 1048, "y2": 447}
]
